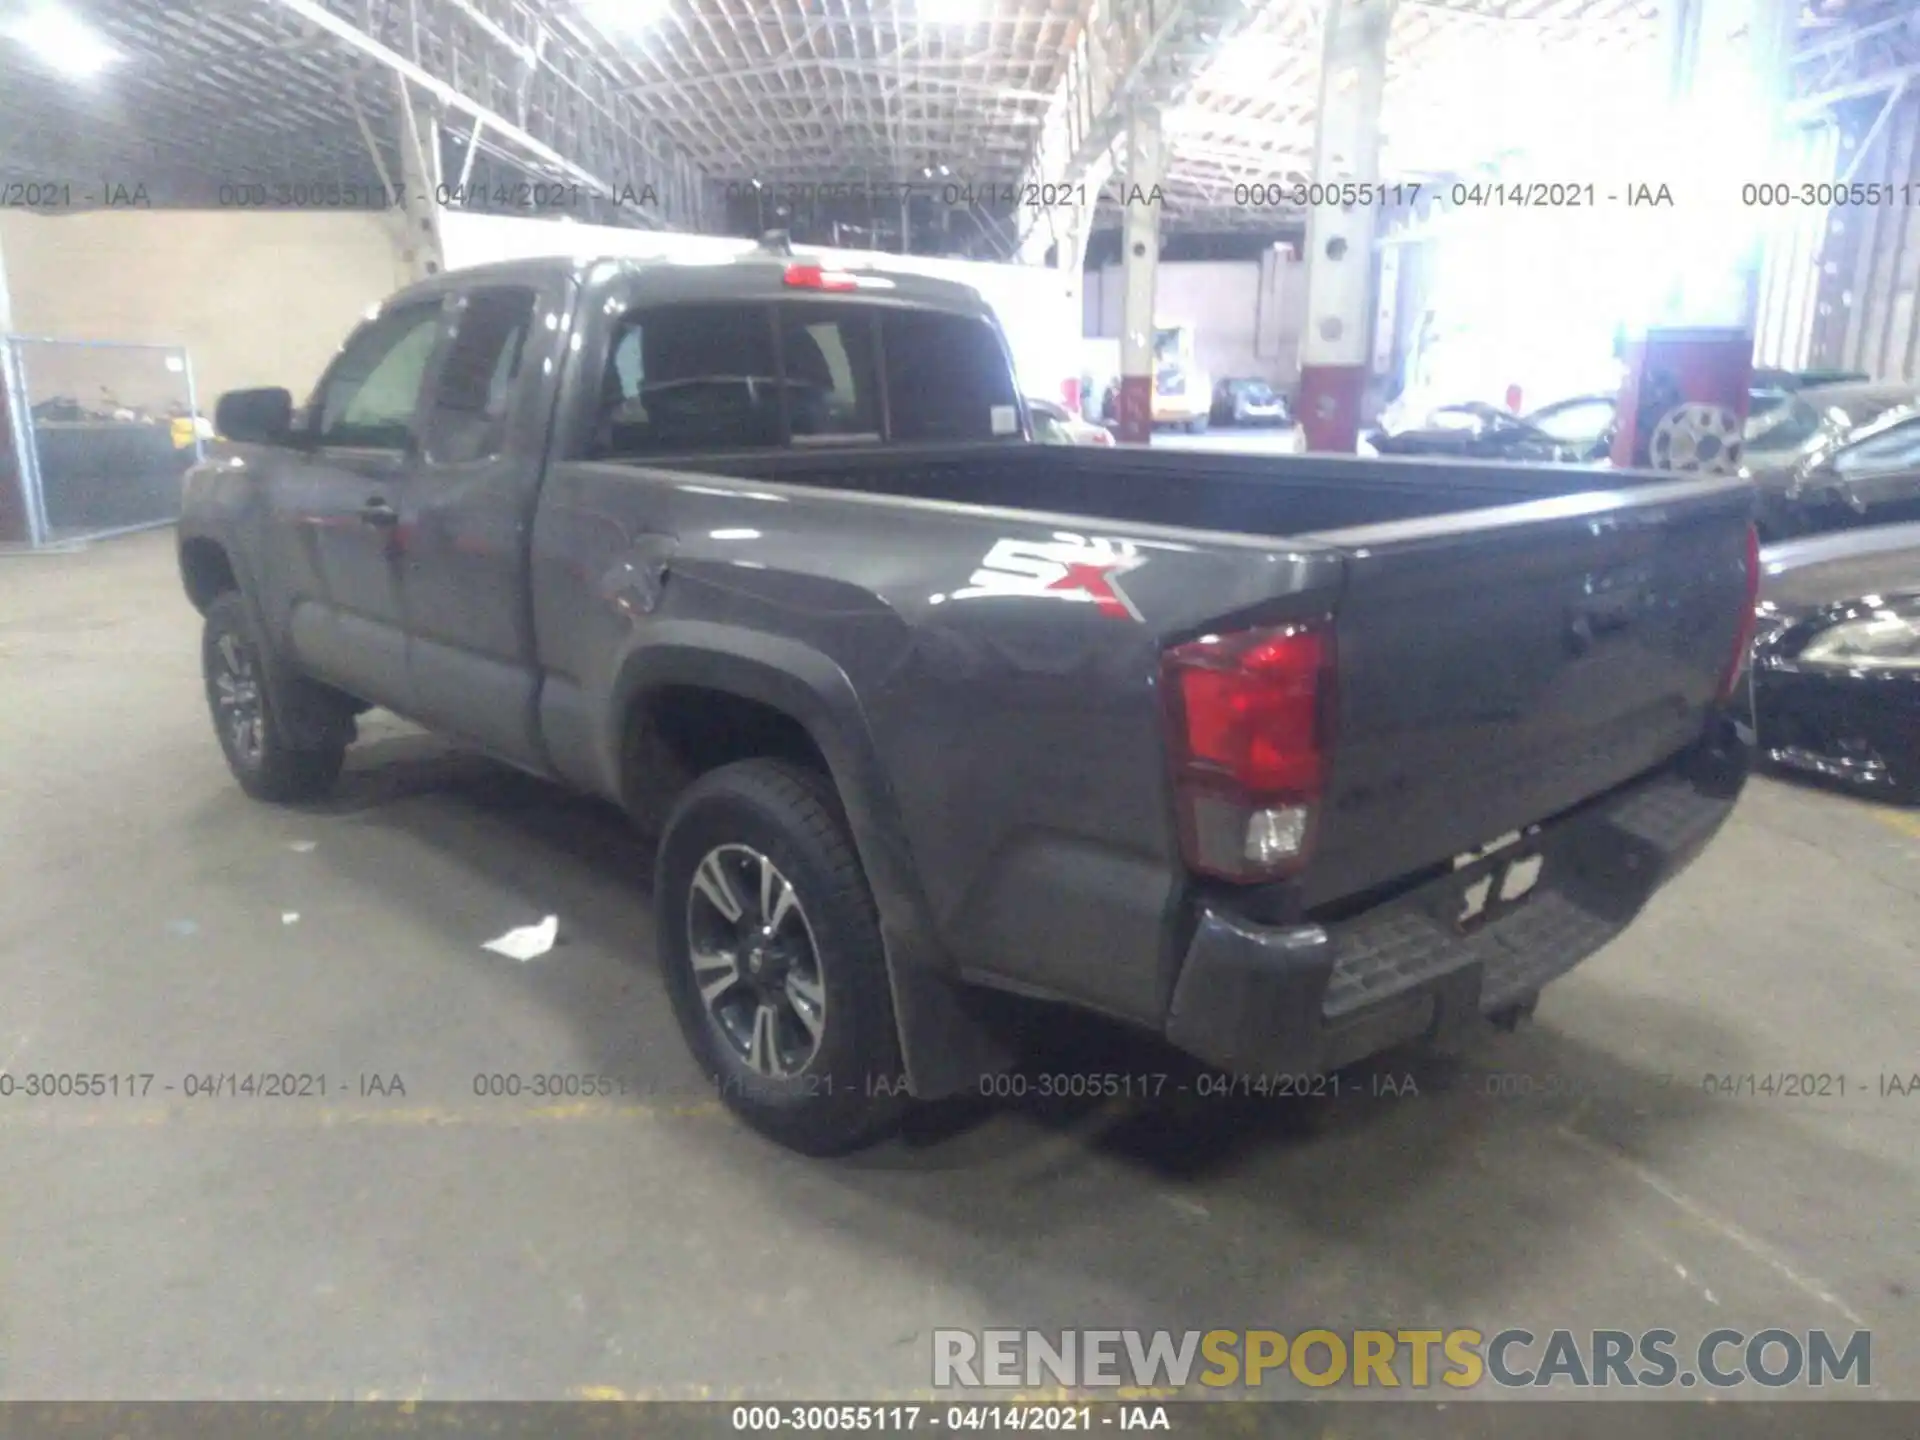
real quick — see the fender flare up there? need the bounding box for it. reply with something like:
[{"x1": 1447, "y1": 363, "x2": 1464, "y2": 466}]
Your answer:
[
  {"x1": 181, "y1": 527, "x2": 351, "y2": 751},
  {"x1": 609, "y1": 623, "x2": 1014, "y2": 1097}
]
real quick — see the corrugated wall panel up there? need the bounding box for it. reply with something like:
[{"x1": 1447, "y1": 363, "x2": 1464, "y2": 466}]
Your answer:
[
  {"x1": 1866, "y1": 96, "x2": 1919, "y2": 376},
  {"x1": 1806, "y1": 88, "x2": 1920, "y2": 381},
  {"x1": 1756, "y1": 123, "x2": 1840, "y2": 371}
]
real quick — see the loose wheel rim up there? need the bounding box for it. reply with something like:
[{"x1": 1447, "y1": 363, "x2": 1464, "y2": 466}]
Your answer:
[
  {"x1": 211, "y1": 631, "x2": 266, "y2": 766},
  {"x1": 685, "y1": 843, "x2": 827, "y2": 1077}
]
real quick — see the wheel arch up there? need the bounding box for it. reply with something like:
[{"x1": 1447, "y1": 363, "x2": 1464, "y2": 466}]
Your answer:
[
  {"x1": 609, "y1": 626, "x2": 1014, "y2": 1097},
  {"x1": 179, "y1": 534, "x2": 240, "y2": 613}
]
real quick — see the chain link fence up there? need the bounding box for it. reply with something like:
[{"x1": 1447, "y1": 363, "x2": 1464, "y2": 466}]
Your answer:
[{"x1": 0, "y1": 337, "x2": 206, "y2": 550}]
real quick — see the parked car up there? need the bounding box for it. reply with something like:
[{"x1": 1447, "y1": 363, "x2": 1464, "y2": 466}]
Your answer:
[
  {"x1": 1210, "y1": 378, "x2": 1289, "y2": 427},
  {"x1": 1751, "y1": 395, "x2": 1920, "y2": 541},
  {"x1": 1362, "y1": 397, "x2": 1612, "y2": 464},
  {"x1": 1795, "y1": 379, "x2": 1918, "y2": 433},
  {"x1": 1742, "y1": 396, "x2": 1850, "y2": 489},
  {"x1": 179, "y1": 246, "x2": 1757, "y2": 1155},
  {"x1": 1027, "y1": 395, "x2": 1115, "y2": 446},
  {"x1": 1752, "y1": 367, "x2": 1872, "y2": 392},
  {"x1": 1748, "y1": 521, "x2": 1920, "y2": 800},
  {"x1": 1509, "y1": 394, "x2": 1618, "y2": 461}
]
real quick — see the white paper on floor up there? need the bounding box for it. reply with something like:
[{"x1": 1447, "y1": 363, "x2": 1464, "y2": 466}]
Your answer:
[{"x1": 482, "y1": 914, "x2": 559, "y2": 961}]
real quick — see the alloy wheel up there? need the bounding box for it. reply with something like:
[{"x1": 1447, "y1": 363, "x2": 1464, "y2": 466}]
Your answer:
[
  {"x1": 685, "y1": 844, "x2": 827, "y2": 1077},
  {"x1": 211, "y1": 631, "x2": 266, "y2": 767}
]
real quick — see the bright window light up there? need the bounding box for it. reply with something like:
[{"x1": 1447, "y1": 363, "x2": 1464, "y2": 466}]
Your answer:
[
  {"x1": 6, "y1": 5, "x2": 121, "y2": 79},
  {"x1": 915, "y1": 0, "x2": 988, "y2": 24}
]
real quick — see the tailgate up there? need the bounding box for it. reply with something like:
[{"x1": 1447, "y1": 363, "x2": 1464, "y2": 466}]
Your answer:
[{"x1": 1301, "y1": 476, "x2": 1754, "y2": 910}]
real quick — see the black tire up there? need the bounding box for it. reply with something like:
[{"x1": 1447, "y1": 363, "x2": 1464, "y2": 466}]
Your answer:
[
  {"x1": 1186, "y1": 416, "x2": 1209, "y2": 434},
  {"x1": 201, "y1": 592, "x2": 346, "y2": 803},
  {"x1": 655, "y1": 759, "x2": 907, "y2": 1155}
]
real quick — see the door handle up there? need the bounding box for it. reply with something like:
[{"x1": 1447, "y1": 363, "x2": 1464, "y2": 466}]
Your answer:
[{"x1": 359, "y1": 497, "x2": 400, "y2": 528}]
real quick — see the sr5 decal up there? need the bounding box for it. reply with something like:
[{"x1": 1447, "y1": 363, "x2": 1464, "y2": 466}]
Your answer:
[{"x1": 952, "y1": 532, "x2": 1148, "y2": 621}]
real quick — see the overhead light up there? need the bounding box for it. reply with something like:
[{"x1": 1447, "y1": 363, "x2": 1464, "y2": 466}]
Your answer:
[
  {"x1": 6, "y1": 5, "x2": 121, "y2": 79},
  {"x1": 576, "y1": 0, "x2": 670, "y2": 36}
]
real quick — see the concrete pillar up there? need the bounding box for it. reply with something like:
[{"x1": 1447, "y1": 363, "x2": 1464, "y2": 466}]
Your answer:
[
  {"x1": 1297, "y1": 0, "x2": 1394, "y2": 453},
  {"x1": 1059, "y1": 201, "x2": 1096, "y2": 414},
  {"x1": 0, "y1": 223, "x2": 12, "y2": 332},
  {"x1": 1115, "y1": 103, "x2": 1163, "y2": 446},
  {"x1": 394, "y1": 90, "x2": 447, "y2": 283},
  {"x1": 1017, "y1": 195, "x2": 1099, "y2": 412},
  {"x1": 1611, "y1": 0, "x2": 1795, "y2": 471}
]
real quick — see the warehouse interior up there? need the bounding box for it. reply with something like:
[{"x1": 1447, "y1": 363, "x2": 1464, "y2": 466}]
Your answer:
[{"x1": 2, "y1": 0, "x2": 1919, "y2": 1416}]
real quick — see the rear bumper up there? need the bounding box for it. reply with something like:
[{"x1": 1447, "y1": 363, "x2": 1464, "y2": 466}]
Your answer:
[{"x1": 1163, "y1": 713, "x2": 1750, "y2": 1076}]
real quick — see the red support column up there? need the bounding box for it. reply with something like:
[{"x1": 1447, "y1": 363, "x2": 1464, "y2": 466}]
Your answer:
[
  {"x1": 1114, "y1": 103, "x2": 1163, "y2": 447},
  {"x1": 1610, "y1": 329, "x2": 1754, "y2": 471},
  {"x1": 1612, "y1": 0, "x2": 1794, "y2": 474},
  {"x1": 1297, "y1": 0, "x2": 1395, "y2": 453}
]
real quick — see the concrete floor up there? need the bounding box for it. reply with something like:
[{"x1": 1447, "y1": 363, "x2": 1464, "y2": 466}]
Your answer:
[{"x1": 1, "y1": 529, "x2": 1916, "y2": 1403}]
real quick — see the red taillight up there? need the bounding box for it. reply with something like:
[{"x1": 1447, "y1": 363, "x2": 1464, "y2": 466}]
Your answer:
[
  {"x1": 1716, "y1": 522, "x2": 1762, "y2": 704},
  {"x1": 1087, "y1": 428, "x2": 1114, "y2": 446},
  {"x1": 783, "y1": 263, "x2": 858, "y2": 291},
  {"x1": 1162, "y1": 623, "x2": 1334, "y2": 881}
]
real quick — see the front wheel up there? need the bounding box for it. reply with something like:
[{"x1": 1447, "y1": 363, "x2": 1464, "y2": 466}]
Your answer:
[
  {"x1": 201, "y1": 593, "x2": 345, "y2": 803},
  {"x1": 655, "y1": 760, "x2": 907, "y2": 1155}
]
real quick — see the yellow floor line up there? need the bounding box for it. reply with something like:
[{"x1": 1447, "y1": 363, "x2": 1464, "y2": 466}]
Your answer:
[{"x1": 1867, "y1": 805, "x2": 1920, "y2": 841}]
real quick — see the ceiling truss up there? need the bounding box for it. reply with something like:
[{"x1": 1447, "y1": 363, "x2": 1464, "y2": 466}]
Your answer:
[{"x1": 0, "y1": 0, "x2": 1909, "y2": 249}]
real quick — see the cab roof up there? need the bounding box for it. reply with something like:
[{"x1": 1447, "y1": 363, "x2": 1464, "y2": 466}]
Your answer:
[{"x1": 383, "y1": 250, "x2": 998, "y2": 324}]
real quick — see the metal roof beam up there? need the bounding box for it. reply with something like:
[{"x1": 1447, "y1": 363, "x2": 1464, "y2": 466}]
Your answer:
[
  {"x1": 1011, "y1": 0, "x2": 1259, "y2": 254},
  {"x1": 626, "y1": 58, "x2": 1052, "y2": 105},
  {"x1": 1792, "y1": 60, "x2": 1920, "y2": 116},
  {"x1": 1789, "y1": 5, "x2": 1920, "y2": 114},
  {"x1": 258, "y1": 0, "x2": 706, "y2": 228}
]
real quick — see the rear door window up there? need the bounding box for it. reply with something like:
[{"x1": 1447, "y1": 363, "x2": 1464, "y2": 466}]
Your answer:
[
  {"x1": 421, "y1": 286, "x2": 537, "y2": 464},
  {"x1": 592, "y1": 302, "x2": 783, "y2": 457},
  {"x1": 778, "y1": 306, "x2": 882, "y2": 444},
  {"x1": 879, "y1": 310, "x2": 1021, "y2": 443}
]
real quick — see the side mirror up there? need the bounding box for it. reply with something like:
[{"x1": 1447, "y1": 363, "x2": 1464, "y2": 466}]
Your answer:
[{"x1": 214, "y1": 387, "x2": 295, "y2": 445}]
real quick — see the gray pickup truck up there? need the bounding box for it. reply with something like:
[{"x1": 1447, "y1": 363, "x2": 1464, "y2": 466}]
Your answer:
[{"x1": 178, "y1": 243, "x2": 1759, "y2": 1154}]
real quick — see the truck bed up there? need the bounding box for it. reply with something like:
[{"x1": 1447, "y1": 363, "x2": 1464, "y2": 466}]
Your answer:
[
  {"x1": 671, "y1": 442, "x2": 1621, "y2": 539},
  {"x1": 554, "y1": 441, "x2": 1753, "y2": 995}
]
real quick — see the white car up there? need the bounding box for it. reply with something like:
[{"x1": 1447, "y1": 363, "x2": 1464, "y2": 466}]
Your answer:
[{"x1": 1028, "y1": 397, "x2": 1114, "y2": 446}]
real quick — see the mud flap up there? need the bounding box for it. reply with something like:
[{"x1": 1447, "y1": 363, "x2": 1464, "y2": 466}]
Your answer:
[
  {"x1": 881, "y1": 921, "x2": 1019, "y2": 1100},
  {"x1": 235, "y1": 586, "x2": 358, "y2": 752}
]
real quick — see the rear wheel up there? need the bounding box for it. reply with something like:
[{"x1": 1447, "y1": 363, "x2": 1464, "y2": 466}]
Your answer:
[
  {"x1": 655, "y1": 760, "x2": 907, "y2": 1155},
  {"x1": 201, "y1": 593, "x2": 345, "y2": 803},
  {"x1": 1186, "y1": 416, "x2": 1209, "y2": 434}
]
